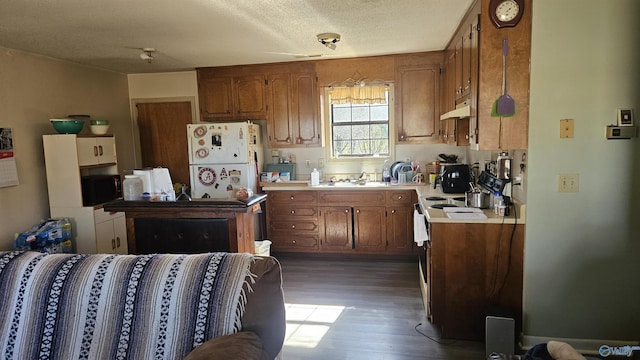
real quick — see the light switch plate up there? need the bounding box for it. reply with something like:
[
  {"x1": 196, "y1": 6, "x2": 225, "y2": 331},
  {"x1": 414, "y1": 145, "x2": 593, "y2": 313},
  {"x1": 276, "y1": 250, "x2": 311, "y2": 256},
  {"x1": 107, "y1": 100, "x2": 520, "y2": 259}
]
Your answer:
[{"x1": 558, "y1": 173, "x2": 579, "y2": 192}]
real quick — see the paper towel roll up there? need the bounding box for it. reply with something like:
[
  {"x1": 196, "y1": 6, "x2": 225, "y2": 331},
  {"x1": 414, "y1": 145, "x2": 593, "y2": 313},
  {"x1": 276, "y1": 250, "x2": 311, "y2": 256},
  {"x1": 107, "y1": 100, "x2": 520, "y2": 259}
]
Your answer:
[
  {"x1": 133, "y1": 169, "x2": 153, "y2": 193},
  {"x1": 152, "y1": 167, "x2": 173, "y2": 194}
]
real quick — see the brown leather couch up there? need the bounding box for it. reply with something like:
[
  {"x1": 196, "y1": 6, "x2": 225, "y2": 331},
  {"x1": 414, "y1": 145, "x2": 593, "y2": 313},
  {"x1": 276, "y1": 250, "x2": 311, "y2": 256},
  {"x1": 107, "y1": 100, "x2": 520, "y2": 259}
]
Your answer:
[{"x1": 186, "y1": 256, "x2": 287, "y2": 360}]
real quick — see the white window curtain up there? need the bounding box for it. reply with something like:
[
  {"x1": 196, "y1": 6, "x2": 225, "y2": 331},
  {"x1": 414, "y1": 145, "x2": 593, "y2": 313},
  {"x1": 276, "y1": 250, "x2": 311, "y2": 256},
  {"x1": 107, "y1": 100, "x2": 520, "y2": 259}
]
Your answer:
[{"x1": 329, "y1": 84, "x2": 388, "y2": 104}]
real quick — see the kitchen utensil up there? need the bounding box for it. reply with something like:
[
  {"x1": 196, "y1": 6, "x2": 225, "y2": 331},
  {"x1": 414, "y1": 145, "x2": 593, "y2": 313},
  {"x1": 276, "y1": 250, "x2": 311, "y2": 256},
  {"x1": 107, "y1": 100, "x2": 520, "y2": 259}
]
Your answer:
[
  {"x1": 496, "y1": 38, "x2": 516, "y2": 117},
  {"x1": 437, "y1": 154, "x2": 458, "y2": 163}
]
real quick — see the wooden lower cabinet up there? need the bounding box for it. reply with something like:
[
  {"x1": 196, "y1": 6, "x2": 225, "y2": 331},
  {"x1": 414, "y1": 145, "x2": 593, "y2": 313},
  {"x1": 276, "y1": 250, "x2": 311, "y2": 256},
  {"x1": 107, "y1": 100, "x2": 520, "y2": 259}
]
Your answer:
[
  {"x1": 353, "y1": 206, "x2": 387, "y2": 253},
  {"x1": 319, "y1": 206, "x2": 352, "y2": 251},
  {"x1": 429, "y1": 222, "x2": 524, "y2": 340},
  {"x1": 267, "y1": 191, "x2": 320, "y2": 252},
  {"x1": 266, "y1": 189, "x2": 416, "y2": 255}
]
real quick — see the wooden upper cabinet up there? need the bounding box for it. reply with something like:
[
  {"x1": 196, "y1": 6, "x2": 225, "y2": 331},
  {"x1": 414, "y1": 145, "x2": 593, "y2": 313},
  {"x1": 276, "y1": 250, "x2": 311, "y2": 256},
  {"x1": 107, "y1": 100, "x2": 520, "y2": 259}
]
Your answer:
[
  {"x1": 266, "y1": 71, "x2": 320, "y2": 147},
  {"x1": 234, "y1": 75, "x2": 267, "y2": 118},
  {"x1": 395, "y1": 64, "x2": 441, "y2": 144},
  {"x1": 291, "y1": 72, "x2": 320, "y2": 145},
  {"x1": 197, "y1": 70, "x2": 266, "y2": 121},
  {"x1": 198, "y1": 75, "x2": 234, "y2": 119},
  {"x1": 266, "y1": 73, "x2": 293, "y2": 146},
  {"x1": 475, "y1": 0, "x2": 531, "y2": 151}
]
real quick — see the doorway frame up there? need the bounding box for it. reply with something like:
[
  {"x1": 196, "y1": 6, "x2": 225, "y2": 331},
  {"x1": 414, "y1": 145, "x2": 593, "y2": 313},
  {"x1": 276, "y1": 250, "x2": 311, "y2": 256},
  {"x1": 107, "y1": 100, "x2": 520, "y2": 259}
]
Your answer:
[{"x1": 130, "y1": 96, "x2": 198, "y2": 168}]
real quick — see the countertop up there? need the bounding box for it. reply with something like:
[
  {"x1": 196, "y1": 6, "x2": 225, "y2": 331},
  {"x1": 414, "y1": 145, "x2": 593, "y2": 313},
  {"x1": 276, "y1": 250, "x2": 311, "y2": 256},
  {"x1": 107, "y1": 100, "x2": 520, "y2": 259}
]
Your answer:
[
  {"x1": 104, "y1": 193, "x2": 267, "y2": 210},
  {"x1": 261, "y1": 182, "x2": 525, "y2": 224}
]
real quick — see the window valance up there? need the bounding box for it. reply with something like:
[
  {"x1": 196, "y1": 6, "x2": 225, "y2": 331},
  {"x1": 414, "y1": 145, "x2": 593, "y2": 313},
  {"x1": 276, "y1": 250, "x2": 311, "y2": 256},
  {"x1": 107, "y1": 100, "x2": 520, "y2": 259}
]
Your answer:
[{"x1": 329, "y1": 85, "x2": 388, "y2": 105}]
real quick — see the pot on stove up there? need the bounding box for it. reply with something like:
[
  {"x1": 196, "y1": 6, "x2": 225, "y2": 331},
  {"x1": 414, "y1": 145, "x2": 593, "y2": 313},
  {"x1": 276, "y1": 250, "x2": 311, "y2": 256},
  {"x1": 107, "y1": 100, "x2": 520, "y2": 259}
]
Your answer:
[{"x1": 465, "y1": 183, "x2": 490, "y2": 209}]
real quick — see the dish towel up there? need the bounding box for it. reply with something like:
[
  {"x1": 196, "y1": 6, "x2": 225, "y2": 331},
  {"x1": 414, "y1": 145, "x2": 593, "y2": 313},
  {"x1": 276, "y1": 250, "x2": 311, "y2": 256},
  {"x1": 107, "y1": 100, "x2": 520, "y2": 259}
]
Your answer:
[{"x1": 413, "y1": 209, "x2": 428, "y2": 247}]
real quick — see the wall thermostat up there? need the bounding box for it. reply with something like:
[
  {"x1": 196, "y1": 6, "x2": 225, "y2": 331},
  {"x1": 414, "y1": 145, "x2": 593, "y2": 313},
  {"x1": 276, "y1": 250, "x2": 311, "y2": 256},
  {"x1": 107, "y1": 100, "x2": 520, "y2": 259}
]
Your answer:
[
  {"x1": 606, "y1": 125, "x2": 637, "y2": 139},
  {"x1": 618, "y1": 109, "x2": 634, "y2": 126}
]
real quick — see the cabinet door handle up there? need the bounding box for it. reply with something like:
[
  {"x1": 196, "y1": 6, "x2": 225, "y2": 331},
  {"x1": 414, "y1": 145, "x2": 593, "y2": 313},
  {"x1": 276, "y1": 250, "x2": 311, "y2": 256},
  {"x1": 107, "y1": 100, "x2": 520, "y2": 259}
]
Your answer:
[
  {"x1": 290, "y1": 210, "x2": 295, "y2": 214},
  {"x1": 94, "y1": 146, "x2": 99, "y2": 157},
  {"x1": 98, "y1": 145, "x2": 103, "y2": 156},
  {"x1": 116, "y1": 237, "x2": 120, "y2": 248},
  {"x1": 292, "y1": 240, "x2": 296, "y2": 244},
  {"x1": 111, "y1": 238, "x2": 116, "y2": 250},
  {"x1": 391, "y1": 209, "x2": 396, "y2": 214},
  {"x1": 290, "y1": 196, "x2": 294, "y2": 200},
  {"x1": 397, "y1": 195, "x2": 403, "y2": 200},
  {"x1": 356, "y1": 209, "x2": 360, "y2": 214},
  {"x1": 345, "y1": 209, "x2": 349, "y2": 213},
  {"x1": 291, "y1": 224, "x2": 296, "y2": 229}
]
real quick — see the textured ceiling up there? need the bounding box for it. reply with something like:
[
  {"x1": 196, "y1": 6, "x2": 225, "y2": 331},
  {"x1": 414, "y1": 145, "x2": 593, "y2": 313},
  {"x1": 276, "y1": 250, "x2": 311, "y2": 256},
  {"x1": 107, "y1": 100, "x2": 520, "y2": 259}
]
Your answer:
[{"x1": 0, "y1": 0, "x2": 473, "y2": 74}]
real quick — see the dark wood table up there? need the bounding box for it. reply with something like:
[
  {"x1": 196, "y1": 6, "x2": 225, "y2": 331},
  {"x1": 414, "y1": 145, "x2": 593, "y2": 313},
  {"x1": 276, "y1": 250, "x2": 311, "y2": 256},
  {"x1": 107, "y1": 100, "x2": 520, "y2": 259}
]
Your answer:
[{"x1": 103, "y1": 194, "x2": 266, "y2": 254}]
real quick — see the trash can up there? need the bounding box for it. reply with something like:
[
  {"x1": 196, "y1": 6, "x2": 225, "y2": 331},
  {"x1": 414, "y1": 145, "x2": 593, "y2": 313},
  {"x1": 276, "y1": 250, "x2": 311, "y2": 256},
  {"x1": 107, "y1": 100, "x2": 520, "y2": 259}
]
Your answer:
[{"x1": 254, "y1": 240, "x2": 272, "y2": 256}]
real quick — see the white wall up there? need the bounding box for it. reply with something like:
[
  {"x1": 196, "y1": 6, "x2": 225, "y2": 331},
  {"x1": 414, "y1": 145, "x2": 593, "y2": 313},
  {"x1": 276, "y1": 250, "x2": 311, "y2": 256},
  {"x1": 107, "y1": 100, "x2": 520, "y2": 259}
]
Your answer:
[
  {"x1": 128, "y1": 72, "x2": 198, "y2": 100},
  {"x1": 525, "y1": 0, "x2": 640, "y2": 347},
  {"x1": 0, "y1": 47, "x2": 132, "y2": 250}
]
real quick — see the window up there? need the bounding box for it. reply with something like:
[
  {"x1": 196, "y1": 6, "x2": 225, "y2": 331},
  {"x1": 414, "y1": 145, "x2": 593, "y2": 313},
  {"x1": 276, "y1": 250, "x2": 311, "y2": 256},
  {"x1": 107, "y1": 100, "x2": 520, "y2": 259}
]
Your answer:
[{"x1": 328, "y1": 86, "x2": 391, "y2": 158}]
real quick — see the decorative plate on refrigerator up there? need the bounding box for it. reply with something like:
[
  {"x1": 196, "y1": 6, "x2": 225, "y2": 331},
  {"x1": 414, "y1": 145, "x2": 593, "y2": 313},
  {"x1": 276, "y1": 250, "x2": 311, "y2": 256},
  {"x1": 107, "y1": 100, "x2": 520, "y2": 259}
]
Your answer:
[
  {"x1": 193, "y1": 125, "x2": 207, "y2": 138},
  {"x1": 198, "y1": 167, "x2": 216, "y2": 185},
  {"x1": 195, "y1": 147, "x2": 209, "y2": 158}
]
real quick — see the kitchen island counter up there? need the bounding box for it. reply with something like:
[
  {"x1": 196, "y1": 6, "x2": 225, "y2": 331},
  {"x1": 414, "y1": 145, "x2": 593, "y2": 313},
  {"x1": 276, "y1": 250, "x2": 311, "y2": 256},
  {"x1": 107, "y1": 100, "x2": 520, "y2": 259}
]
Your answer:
[{"x1": 103, "y1": 194, "x2": 266, "y2": 254}]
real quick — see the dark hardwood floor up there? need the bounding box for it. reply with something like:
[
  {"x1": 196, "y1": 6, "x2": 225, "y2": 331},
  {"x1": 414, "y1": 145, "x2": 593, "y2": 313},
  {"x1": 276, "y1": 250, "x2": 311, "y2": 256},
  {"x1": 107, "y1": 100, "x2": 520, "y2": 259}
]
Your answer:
[{"x1": 275, "y1": 254, "x2": 485, "y2": 360}]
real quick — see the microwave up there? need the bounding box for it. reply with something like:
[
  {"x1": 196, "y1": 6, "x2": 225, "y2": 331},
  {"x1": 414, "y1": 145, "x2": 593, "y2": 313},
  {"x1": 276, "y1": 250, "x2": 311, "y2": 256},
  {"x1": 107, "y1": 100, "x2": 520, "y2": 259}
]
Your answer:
[{"x1": 81, "y1": 174, "x2": 122, "y2": 206}]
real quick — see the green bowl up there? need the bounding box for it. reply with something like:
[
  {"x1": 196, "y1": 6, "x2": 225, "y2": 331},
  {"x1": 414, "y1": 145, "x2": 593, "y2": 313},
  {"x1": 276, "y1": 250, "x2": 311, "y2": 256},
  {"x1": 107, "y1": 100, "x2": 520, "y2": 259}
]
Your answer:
[
  {"x1": 51, "y1": 119, "x2": 85, "y2": 134},
  {"x1": 90, "y1": 119, "x2": 109, "y2": 125}
]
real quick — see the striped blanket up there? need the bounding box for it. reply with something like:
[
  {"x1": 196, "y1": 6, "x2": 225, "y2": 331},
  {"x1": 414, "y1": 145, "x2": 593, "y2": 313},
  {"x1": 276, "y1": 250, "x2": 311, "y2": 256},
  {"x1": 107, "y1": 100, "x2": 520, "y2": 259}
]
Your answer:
[{"x1": 0, "y1": 251, "x2": 255, "y2": 360}]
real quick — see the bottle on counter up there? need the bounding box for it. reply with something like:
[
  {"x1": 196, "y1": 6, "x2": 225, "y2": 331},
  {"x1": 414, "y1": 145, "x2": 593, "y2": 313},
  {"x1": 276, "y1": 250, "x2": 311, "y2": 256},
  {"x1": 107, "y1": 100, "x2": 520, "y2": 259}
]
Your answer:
[
  {"x1": 123, "y1": 175, "x2": 143, "y2": 201},
  {"x1": 382, "y1": 160, "x2": 391, "y2": 183},
  {"x1": 310, "y1": 168, "x2": 320, "y2": 186}
]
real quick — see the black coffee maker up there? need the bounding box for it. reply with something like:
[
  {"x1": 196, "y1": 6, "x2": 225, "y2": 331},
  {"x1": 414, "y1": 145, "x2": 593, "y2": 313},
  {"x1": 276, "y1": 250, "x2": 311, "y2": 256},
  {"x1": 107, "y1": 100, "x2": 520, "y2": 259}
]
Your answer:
[{"x1": 437, "y1": 164, "x2": 472, "y2": 193}]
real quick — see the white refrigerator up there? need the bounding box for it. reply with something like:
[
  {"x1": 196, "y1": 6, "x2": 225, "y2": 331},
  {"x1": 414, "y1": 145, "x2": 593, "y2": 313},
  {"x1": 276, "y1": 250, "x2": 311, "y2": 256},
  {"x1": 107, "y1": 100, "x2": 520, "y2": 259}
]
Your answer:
[{"x1": 187, "y1": 122, "x2": 263, "y2": 199}]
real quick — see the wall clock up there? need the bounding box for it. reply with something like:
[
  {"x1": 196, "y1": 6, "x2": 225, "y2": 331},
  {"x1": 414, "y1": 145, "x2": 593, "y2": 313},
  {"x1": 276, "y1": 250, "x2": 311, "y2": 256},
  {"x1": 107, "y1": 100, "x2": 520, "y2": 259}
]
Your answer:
[{"x1": 489, "y1": 0, "x2": 524, "y2": 28}]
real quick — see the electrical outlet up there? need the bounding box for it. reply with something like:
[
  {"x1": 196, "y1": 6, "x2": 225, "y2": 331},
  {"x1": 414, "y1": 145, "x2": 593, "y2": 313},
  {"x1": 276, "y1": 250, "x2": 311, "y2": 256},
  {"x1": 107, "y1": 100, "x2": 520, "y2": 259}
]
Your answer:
[
  {"x1": 318, "y1": 158, "x2": 325, "y2": 169},
  {"x1": 305, "y1": 159, "x2": 311, "y2": 168},
  {"x1": 558, "y1": 173, "x2": 579, "y2": 192}
]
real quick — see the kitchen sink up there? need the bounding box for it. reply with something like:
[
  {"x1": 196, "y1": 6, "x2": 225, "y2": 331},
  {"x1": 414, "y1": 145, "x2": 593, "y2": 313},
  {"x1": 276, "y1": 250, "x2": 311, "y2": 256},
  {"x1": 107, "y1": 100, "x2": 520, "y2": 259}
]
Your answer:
[{"x1": 317, "y1": 181, "x2": 389, "y2": 188}]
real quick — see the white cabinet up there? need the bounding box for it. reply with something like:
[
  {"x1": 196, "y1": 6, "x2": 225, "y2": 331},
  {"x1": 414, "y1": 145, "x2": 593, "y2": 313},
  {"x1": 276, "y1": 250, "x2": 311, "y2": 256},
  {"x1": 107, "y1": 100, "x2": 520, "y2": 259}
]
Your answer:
[
  {"x1": 76, "y1": 137, "x2": 117, "y2": 166},
  {"x1": 95, "y1": 209, "x2": 128, "y2": 254},
  {"x1": 43, "y1": 134, "x2": 127, "y2": 254}
]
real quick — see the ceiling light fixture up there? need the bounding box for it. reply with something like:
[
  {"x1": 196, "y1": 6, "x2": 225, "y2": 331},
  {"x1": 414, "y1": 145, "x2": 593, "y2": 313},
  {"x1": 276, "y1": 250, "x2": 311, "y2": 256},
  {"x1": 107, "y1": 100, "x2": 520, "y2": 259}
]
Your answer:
[
  {"x1": 317, "y1": 33, "x2": 341, "y2": 50},
  {"x1": 140, "y1": 48, "x2": 156, "y2": 63}
]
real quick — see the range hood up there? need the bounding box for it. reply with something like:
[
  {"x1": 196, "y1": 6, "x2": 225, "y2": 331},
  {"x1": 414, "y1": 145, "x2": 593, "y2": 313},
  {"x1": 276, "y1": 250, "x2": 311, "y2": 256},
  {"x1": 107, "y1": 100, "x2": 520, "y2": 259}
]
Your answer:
[{"x1": 440, "y1": 101, "x2": 471, "y2": 120}]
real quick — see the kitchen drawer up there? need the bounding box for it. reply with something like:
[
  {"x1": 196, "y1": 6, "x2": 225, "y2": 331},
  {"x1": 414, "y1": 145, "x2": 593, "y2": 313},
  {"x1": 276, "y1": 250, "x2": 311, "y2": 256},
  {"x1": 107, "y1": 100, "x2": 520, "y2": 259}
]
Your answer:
[
  {"x1": 268, "y1": 219, "x2": 319, "y2": 232},
  {"x1": 269, "y1": 206, "x2": 318, "y2": 218},
  {"x1": 386, "y1": 190, "x2": 415, "y2": 205},
  {"x1": 267, "y1": 191, "x2": 317, "y2": 203},
  {"x1": 270, "y1": 232, "x2": 319, "y2": 251},
  {"x1": 318, "y1": 191, "x2": 385, "y2": 205}
]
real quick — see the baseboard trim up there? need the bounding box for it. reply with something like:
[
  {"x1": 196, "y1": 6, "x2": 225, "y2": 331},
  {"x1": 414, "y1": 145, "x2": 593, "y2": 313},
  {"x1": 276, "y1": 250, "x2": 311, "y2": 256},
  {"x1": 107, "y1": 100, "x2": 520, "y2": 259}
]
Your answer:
[{"x1": 522, "y1": 335, "x2": 640, "y2": 356}]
